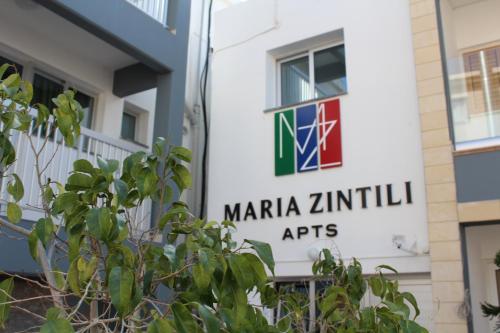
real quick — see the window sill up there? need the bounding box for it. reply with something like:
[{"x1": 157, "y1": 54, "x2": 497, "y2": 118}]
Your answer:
[
  {"x1": 454, "y1": 137, "x2": 500, "y2": 156},
  {"x1": 263, "y1": 92, "x2": 348, "y2": 113},
  {"x1": 120, "y1": 137, "x2": 149, "y2": 150}
]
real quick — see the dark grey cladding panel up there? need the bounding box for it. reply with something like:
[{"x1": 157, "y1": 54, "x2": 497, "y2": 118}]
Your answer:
[
  {"x1": 34, "y1": 0, "x2": 191, "y2": 73},
  {"x1": 0, "y1": 219, "x2": 42, "y2": 274},
  {"x1": 113, "y1": 63, "x2": 161, "y2": 97},
  {"x1": 454, "y1": 150, "x2": 500, "y2": 202}
]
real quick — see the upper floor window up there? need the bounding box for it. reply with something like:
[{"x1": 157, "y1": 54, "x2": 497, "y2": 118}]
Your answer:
[
  {"x1": 279, "y1": 44, "x2": 347, "y2": 106},
  {"x1": 32, "y1": 72, "x2": 95, "y2": 129},
  {"x1": 0, "y1": 55, "x2": 23, "y2": 77},
  {"x1": 121, "y1": 112, "x2": 137, "y2": 142},
  {"x1": 439, "y1": 0, "x2": 500, "y2": 149}
]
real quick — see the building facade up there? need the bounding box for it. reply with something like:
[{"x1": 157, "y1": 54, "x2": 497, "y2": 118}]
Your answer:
[
  {"x1": 0, "y1": 0, "x2": 191, "y2": 329},
  {"x1": 206, "y1": 0, "x2": 500, "y2": 332}
]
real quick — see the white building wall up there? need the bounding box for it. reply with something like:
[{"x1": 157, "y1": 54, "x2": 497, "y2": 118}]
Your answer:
[{"x1": 208, "y1": 0, "x2": 429, "y2": 276}]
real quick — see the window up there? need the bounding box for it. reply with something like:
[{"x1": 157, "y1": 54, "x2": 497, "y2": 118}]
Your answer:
[
  {"x1": 121, "y1": 112, "x2": 137, "y2": 142},
  {"x1": 439, "y1": 0, "x2": 500, "y2": 148},
  {"x1": 32, "y1": 72, "x2": 95, "y2": 129},
  {"x1": 0, "y1": 55, "x2": 23, "y2": 78},
  {"x1": 279, "y1": 44, "x2": 347, "y2": 106}
]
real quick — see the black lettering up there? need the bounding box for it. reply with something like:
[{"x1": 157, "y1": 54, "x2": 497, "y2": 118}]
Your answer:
[
  {"x1": 326, "y1": 224, "x2": 338, "y2": 237},
  {"x1": 277, "y1": 197, "x2": 282, "y2": 217},
  {"x1": 297, "y1": 226, "x2": 308, "y2": 239},
  {"x1": 224, "y1": 203, "x2": 240, "y2": 222},
  {"x1": 261, "y1": 200, "x2": 273, "y2": 219},
  {"x1": 375, "y1": 185, "x2": 383, "y2": 207},
  {"x1": 405, "y1": 181, "x2": 413, "y2": 204},
  {"x1": 286, "y1": 196, "x2": 301, "y2": 217},
  {"x1": 282, "y1": 228, "x2": 294, "y2": 240},
  {"x1": 337, "y1": 189, "x2": 352, "y2": 211},
  {"x1": 244, "y1": 202, "x2": 257, "y2": 220},
  {"x1": 387, "y1": 184, "x2": 402, "y2": 206},
  {"x1": 310, "y1": 193, "x2": 324, "y2": 214},
  {"x1": 327, "y1": 191, "x2": 333, "y2": 212},
  {"x1": 356, "y1": 186, "x2": 371, "y2": 209},
  {"x1": 311, "y1": 225, "x2": 323, "y2": 238}
]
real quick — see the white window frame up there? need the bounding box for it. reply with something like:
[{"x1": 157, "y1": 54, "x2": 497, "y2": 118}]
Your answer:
[
  {"x1": 276, "y1": 41, "x2": 346, "y2": 107},
  {"x1": 0, "y1": 50, "x2": 98, "y2": 130}
]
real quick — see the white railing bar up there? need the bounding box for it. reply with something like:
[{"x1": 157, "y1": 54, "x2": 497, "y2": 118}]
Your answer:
[{"x1": 80, "y1": 127, "x2": 143, "y2": 153}]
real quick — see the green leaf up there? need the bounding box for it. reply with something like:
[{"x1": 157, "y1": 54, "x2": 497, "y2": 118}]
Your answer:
[
  {"x1": 244, "y1": 239, "x2": 275, "y2": 275},
  {"x1": 173, "y1": 164, "x2": 192, "y2": 190},
  {"x1": 52, "y1": 192, "x2": 79, "y2": 214},
  {"x1": 97, "y1": 156, "x2": 119, "y2": 174},
  {"x1": 0, "y1": 63, "x2": 9, "y2": 80},
  {"x1": 0, "y1": 277, "x2": 14, "y2": 328},
  {"x1": 28, "y1": 230, "x2": 39, "y2": 261},
  {"x1": 73, "y1": 159, "x2": 95, "y2": 175},
  {"x1": 227, "y1": 254, "x2": 254, "y2": 290},
  {"x1": 369, "y1": 277, "x2": 384, "y2": 297},
  {"x1": 67, "y1": 259, "x2": 81, "y2": 296},
  {"x1": 197, "y1": 303, "x2": 221, "y2": 333},
  {"x1": 109, "y1": 266, "x2": 135, "y2": 316},
  {"x1": 7, "y1": 174, "x2": 24, "y2": 202},
  {"x1": 86, "y1": 208, "x2": 112, "y2": 241},
  {"x1": 171, "y1": 146, "x2": 192, "y2": 163},
  {"x1": 40, "y1": 318, "x2": 74, "y2": 333},
  {"x1": 242, "y1": 253, "x2": 268, "y2": 284},
  {"x1": 0, "y1": 134, "x2": 15, "y2": 167},
  {"x1": 401, "y1": 292, "x2": 420, "y2": 319},
  {"x1": 35, "y1": 218, "x2": 54, "y2": 247},
  {"x1": 376, "y1": 264, "x2": 398, "y2": 275},
  {"x1": 114, "y1": 179, "x2": 128, "y2": 204},
  {"x1": 147, "y1": 318, "x2": 174, "y2": 333},
  {"x1": 66, "y1": 173, "x2": 93, "y2": 191},
  {"x1": 6, "y1": 202, "x2": 21, "y2": 223},
  {"x1": 172, "y1": 302, "x2": 200, "y2": 333}
]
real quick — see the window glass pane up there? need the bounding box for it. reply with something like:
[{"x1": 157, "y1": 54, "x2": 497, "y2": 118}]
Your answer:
[
  {"x1": 33, "y1": 73, "x2": 64, "y2": 109},
  {"x1": 121, "y1": 113, "x2": 136, "y2": 141},
  {"x1": 281, "y1": 55, "x2": 311, "y2": 106},
  {"x1": 439, "y1": 0, "x2": 500, "y2": 145},
  {"x1": 0, "y1": 55, "x2": 23, "y2": 78},
  {"x1": 314, "y1": 45, "x2": 347, "y2": 98},
  {"x1": 72, "y1": 90, "x2": 94, "y2": 129},
  {"x1": 275, "y1": 282, "x2": 310, "y2": 330}
]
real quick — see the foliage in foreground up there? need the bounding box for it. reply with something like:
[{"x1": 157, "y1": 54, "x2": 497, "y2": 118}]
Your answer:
[
  {"x1": 0, "y1": 63, "x2": 428, "y2": 332},
  {"x1": 481, "y1": 250, "x2": 500, "y2": 332}
]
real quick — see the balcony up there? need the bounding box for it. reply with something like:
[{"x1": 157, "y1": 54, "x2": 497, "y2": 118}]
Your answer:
[
  {"x1": 0, "y1": 119, "x2": 152, "y2": 229},
  {"x1": 126, "y1": 0, "x2": 169, "y2": 25}
]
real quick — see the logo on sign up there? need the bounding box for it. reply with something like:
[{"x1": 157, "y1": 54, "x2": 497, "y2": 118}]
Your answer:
[{"x1": 274, "y1": 98, "x2": 342, "y2": 176}]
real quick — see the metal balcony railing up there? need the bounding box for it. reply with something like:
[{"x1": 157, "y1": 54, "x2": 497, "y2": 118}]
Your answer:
[
  {"x1": 126, "y1": 0, "x2": 168, "y2": 25},
  {"x1": 0, "y1": 119, "x2": 152, "y2": 230}
]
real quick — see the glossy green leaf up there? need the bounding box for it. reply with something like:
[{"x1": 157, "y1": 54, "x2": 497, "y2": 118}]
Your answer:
[
  {"x1": 114, "y1": 179, "x2": 128, "y2": 204},
  {"x1": 86, "y1": 208, "x2": 112, "y2": 241},
  {"x1": 73, "y1": 159, "x2": 95, "y2": 175},
  {"x1": 171, "y1": 146, "x2": 192, "y2": 163},
  {"x1": 147, "y1": 318, "x2": 174, "y2": 333},
  {"x1": 172, "y1": 164, "x2": 192, "y2": 189},
  {"x1": 109, "y1": 266, "x2": 134, "y2": 316},
  {"x1": 0, "y1": 277, "x2": 14, "y2": 328},
  {"x1": 197, "y1": 303, "x2": 221, "y2": 333},
  {"x1": 244, "y1": 239, "x2": 275, "y2": 275},
  {"x1": 66, "y1": 173, "x2": 93, "y2": 191},
  {"x1": 40, "y1": 318, "x2": 74, "y2": 333},
  {"x1": 35, "y1": 218, "x2": 54, "y2": 247},
  {"x1": 172, "y1": 302, "x2": 200, "y2": 333},
  {"x1": 6, "y1": 202, "x2": 21, "y2": 224},
  {"x1": 7, "y1": 174, "x2": 23, "y2": 202}
]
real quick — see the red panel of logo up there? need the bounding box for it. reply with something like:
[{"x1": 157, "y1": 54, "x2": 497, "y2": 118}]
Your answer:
[{"x1": 318, "y1": 99, "x2": 342, "y2": 169}]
